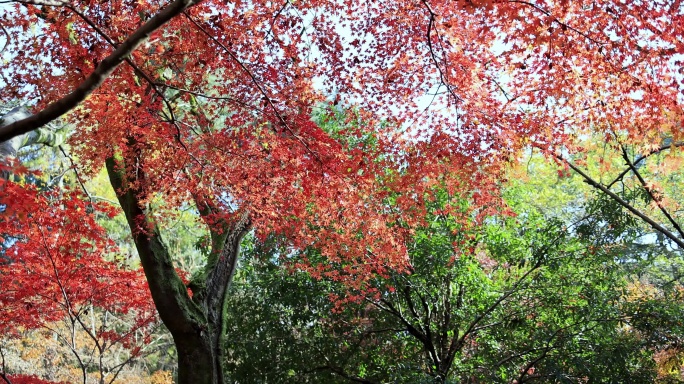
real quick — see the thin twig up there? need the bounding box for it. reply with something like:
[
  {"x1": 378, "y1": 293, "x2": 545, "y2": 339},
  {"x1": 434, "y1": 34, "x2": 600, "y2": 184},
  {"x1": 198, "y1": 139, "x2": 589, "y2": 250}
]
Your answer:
[
  {"x1": 0, "y1": 23, "x2": 10, "y2": 55},
  {"x1": 58, "y1": 145, "x2": 91, "y2": 201},
  {"x1": 420, "y1": 0, "x2": 463, "y2": 107}
]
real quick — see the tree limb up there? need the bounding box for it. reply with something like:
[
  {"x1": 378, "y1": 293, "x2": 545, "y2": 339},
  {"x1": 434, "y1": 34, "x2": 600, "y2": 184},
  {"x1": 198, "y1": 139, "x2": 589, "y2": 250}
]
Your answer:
[
  {"x1": 0, "y1": 0, "x2": 202, "y2": 142},
  {"x1": 619, "y1": 144, "x2": 684, "y2": 239},
  {"x1": 559, "y1": 155, "x2": 684, "y2": 250},
  {"x1": 606, "y1": 141, "x2": 684, "y2": 188},
  {"x1": 105, "y1": 150, "x2": 205, "y2": 336},
  {"x1": 0, "y1": 107, "x2": 68, "y2": 159}
]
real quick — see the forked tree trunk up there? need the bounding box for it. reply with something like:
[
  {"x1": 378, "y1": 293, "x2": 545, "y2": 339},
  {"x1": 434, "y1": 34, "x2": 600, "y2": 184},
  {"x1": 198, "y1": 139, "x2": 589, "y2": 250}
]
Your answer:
[{"x1": 106, "y1": 153, "x2": 251, "y2": 384}]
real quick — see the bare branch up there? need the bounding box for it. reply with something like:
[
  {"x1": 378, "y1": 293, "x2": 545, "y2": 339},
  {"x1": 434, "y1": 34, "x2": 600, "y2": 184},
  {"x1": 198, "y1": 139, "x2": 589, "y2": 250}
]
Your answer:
[
  {"x1": 420, "y1": 0, "x2": 463, "y2": 107},
  {"x1": 560, "y1": 155, "x2": 684, "y2": 250},
  {"x1": 607, "y1": 141, "x2": 684, "y2": 188},
  {"x1": 0, "y1": 23, "x2": 10, "y2": 55},
  {"x1": 58, "y1": 145, "x2": 92, "y2": 201},
  {"x1": 618, "y1": 144, "x2": 684, "y2": 239}
]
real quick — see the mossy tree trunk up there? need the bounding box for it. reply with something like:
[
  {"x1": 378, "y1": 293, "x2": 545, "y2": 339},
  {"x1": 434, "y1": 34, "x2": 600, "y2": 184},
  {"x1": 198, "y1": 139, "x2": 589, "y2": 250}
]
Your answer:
[{"x1": 106, "y1": 149, "x2": 250, "y2": 384}]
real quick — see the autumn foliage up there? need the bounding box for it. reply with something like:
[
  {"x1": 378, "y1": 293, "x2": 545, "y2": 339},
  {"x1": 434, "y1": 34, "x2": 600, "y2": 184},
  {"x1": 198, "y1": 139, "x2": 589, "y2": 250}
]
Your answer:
[
  {"x1": 0, "y1": 168, "x2": 158, "y2": 382},
  {"x1": 1, "y1": 0, "x2": 681, "y2": 278},
  {"x1": 0, "y1": 174, "x2": 154, "y2": 328}
]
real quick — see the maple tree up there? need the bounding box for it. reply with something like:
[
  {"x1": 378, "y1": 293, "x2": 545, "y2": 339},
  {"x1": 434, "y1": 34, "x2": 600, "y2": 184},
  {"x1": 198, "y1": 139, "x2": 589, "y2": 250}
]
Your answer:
[
  {"x1": 0, "y1": 0, "x2": 683, "y2": 382},
  {"x1": 0, "y1": 171, "x2": 160, "y2": 382},
  {"x1": 0, "y1": 105, "x2": 173, "y2": 383}
]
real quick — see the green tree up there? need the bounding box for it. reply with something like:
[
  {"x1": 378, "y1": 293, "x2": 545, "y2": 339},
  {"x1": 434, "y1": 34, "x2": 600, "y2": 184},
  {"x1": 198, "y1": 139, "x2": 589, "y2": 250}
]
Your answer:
[{"x1": 222, "y1": 182, "x2": 662, "y2": 383}]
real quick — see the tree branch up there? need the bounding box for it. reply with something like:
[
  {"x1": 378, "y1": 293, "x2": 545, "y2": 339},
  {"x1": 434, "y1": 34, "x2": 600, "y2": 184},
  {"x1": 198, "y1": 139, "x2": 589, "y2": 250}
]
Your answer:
[
  {"x1": 0, "y1": 0, "x2": 202, "y2": 142},
  {"x1": 372, "y1": 298, "x2": 429, "y2": 346},
  {"x1": 560, "y1": 155, "x2": 684, "y2": 250},
  {"x1": 420, "y1": 0, "x2": 463, "y2": 107},
  {"x1": 619, "y1": 144, "x2": 684, "y2": 239},
  {"x1": 606, "y1": 141, "x2": 684, "y2": 188},
  {"x1": 105, "y1": 150, "x2": 205, "y2": 336},
  {"x1": 0, "y1": 107, "x2": 68, "y2": 159}
]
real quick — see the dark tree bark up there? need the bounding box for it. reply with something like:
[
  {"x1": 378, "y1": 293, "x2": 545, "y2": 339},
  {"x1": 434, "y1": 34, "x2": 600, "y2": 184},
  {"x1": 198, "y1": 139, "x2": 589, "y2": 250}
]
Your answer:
[{"x1": 106, "y1": 151, "x2": 251, "y2": 384}]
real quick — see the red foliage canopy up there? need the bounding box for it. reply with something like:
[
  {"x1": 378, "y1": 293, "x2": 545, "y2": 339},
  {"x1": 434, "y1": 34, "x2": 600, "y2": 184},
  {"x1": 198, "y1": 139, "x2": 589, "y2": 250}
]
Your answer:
[
  {"x1": 0, "y1": 171, "x2": 156, "y2": 349},
  {"x1": 0, "y1": 0, "x2": 682, "y2": 286}
]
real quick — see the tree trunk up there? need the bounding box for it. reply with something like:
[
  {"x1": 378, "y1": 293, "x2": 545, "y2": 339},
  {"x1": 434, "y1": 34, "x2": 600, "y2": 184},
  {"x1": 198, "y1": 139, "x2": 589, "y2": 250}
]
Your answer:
[
  {"x1": 175, "y1": 332, "x2": 220, "y2": 384},
  {"x1": 106, "y1": 152, "x2": 251, "y2": 384},
  {"x1": 0, "y1": 107, "x2": 69, "y2": 175}
]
